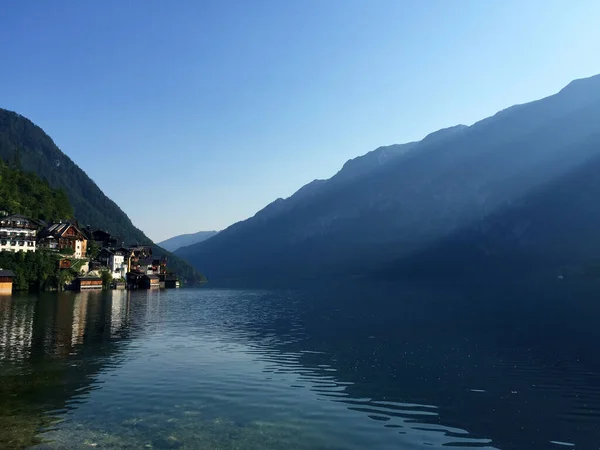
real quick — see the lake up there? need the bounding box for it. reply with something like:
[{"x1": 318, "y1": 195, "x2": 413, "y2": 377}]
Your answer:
[{"x1": 1, "y1": 282, "x2": 599, "y2": 449}]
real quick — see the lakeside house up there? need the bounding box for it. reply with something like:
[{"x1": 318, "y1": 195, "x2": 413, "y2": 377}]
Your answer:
[
  {"x1": 72, "y1": 275, "x2": 103, "y2": 291},
  {"x1": 0, "y1": 214, "x2": 41, "y2": 253},
  {"x1": 39, "y1": 221, "x2": 88, "y2": 258},
  {"x1": 98, "y1": 247, "x2": 128, "y2": 280},
  {"x1": 135, "y1": 256, "x2": 165, "y2": 275},
  {"x1": 0, "y1": 269, "x2": 15, "y2": 295},
  {"x1": 141, "y1": 274, "x2": 160, "y2": 289},
  {"x1": 0, "y1": 212, "x2": 180, "y2": 291},
  {"x1": 164, "y1": 274, "x2": 180, "y2": 289},
  {"x1": 88, "y1": 228, "x2": 120, "y2": 248},
  {"x1": 126, "y1": 251, "x2": 168, "y2": 289}
]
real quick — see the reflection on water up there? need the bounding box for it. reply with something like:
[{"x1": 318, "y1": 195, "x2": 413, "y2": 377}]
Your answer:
[
  {"x1": 0, "y1": 296, "x2": 34, "y2": 362},
  {"x1": 0, "y1": 283, "x2": 599, "y2": 449}
]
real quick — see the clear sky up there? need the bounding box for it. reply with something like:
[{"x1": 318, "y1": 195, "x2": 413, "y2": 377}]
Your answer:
[{"x1": 1, "y1": 1, "x2": 599, "y2": 242}]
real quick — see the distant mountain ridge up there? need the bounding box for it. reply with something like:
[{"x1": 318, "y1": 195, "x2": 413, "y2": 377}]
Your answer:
[
  {"x1": 158, "y1": 230, "x2": 218, "y2": 252},
  {"x1": 177, "y1": 74, "x2": 600, "y2": 283},
  {"x1": 0, "y1": 108, "x2": 202, "y2": 282}
]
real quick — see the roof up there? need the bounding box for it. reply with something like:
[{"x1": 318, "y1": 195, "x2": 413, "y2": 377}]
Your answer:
[
  {"x1": 76, "y1": 276, "x2": 102, "y2": 281},
  {"x1": 2, "y1": 214, "x2": 30, "y2": 220},
  {"x1": 0, "y1": 214, "x2": 43, "y2": 226},
  {"x1": 0, "y1": 269, "x2": 16, "y2": 277},
  {"x1": 138, "y1": 257, "x2": 156, "y2": 265},
  {"x1": 144, "y1": 274, "x2": 160, "y2": 280},
  {"x1": 92, "y1": 229, "x2": 117, "y2": 241},
  {"x1": 126, "y1": 271, "x2": 144, "y2": 279},
  {"x1": 128, "y1": 245, "x2": 152, "y2": 251},
  {"x1": 40, "y1": 222, "x2": 86, "y2": 239}
]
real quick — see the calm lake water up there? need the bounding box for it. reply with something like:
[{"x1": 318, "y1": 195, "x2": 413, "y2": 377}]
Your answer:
[{"x1": 1, "y1": 282, "x2": 600, "y2": 449}]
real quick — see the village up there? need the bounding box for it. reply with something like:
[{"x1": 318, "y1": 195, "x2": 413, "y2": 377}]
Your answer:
[{"x1": 0, "y1": 213, "x2": 180, "y2": 294}]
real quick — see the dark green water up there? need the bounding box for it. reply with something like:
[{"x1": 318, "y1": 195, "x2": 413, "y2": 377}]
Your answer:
[{"x1": 1, "y1": 283, "x2": 599, "y2": 449}]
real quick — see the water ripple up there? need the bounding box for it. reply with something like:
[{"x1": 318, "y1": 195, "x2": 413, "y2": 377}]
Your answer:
[{"x1": 2, "y1": 286, "x2": 600, "y2": 449}]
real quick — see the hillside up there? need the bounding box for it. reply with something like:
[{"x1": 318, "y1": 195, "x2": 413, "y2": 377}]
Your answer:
[
  {"x1": 0, "y1": 159, "x2": 72, "y2": 222},
  {"x1": 177, "y1": 74, "x2": 600, "y2": 283},
  {"x1": 0, "y1": 163, "x2": 74, "y2": 291},
  {"x1": 158, "y1": 230, "x2": 218, "y2": 252},
  {"x1": 0, "y1": 109, "x2": 202, "y2": 283},
  {"x1": 380, "y1": 132, "x2": 600, "y2": 280}
]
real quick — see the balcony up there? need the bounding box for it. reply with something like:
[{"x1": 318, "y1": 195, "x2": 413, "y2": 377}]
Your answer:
[
  {"x1": 0, "y1": 232, "x2": 36, "y2": 240},
  {"x1": 0, "y1": 222, "x2": 37, "y2": 230}
]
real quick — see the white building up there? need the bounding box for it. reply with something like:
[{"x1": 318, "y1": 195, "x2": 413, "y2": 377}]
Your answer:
[
  {"x1": 109, "y1": 251, "x2": 127, "y2": 280},
  {"x1": 0, "y1": 215, "x2": 39, "y2": 253},
  {"x1": 99, "y1": 248, "x2": 128, "y2": 280}
]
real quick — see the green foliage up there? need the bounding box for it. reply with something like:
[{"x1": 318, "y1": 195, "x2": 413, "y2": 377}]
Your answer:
[
  {"x1": 57, "y1": 268, "x2": 75, "y2": 289},
  {"x1": 0, "y1": 250, "x2": 62, "y2": 291},
  {"x1": 69, "y1": 258, "x2": 87, "y2": 274},
  {"x1": 60, "y1": 246, "x2": 75, "y2": 256},
  {"x1": 100, "y1": 270, "x2": 112, "y2": 289},
  {"x1": 86, "y1": 239, "x2": 100, "y2": 259},
  {"x1": 0, "y1": 108, "x2": 203, "y2": 283},
  {"x1": 0, "y1": 159, "x2": 73, "y2": 222}
]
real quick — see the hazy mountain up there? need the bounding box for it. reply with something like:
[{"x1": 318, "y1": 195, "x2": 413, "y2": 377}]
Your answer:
[
  {"x1": 380, "y1": 131, "x2": 600, "y2": 280},
  {"x1": 177, "y1": 74, "x2": 600, "y2": 284},
  {"x1": 0, "y1": 108, "x2": 203, "y2": 282},
  {"x1": 158, "y1": 231, "x2": 218, "y2": 252}
]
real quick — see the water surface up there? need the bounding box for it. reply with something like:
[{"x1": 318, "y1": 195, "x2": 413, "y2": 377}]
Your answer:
[{"x1": 1, "y1": 283, "x2": 599, "y2": 449}]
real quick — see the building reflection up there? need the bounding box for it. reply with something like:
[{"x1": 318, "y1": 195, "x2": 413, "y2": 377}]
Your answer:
[
  {"x1": 0, "y1": 295, "x2": 34, "y2": 363},
  {"x1": 109, "y1": 289, "x2": 127, "y2": 337},
  {"x1": 0, "y1": 290, "x2": 135, "y2": 363},
  {"x1": 0, "y1": 291, "x2": 135, "y2": 448}
]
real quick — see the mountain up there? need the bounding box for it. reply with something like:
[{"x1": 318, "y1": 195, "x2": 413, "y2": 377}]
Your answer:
[
  {"x1": 177, "y1": 74, "x2": 600, "y2": 283},
  {"x1": 0, "y1": 108, "x2": 203, "y2": 283},
  {"x1": 158, "y1": 231, "x2": 218, "y2": 252},
  {"x1": 379, "y1": 131, "x2": 600, "y2": 280}
]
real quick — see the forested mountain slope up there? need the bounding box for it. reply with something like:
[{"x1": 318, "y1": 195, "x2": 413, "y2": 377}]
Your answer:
[{"x1": 0, "y1": 108, "x2": 202, "y2": 282}]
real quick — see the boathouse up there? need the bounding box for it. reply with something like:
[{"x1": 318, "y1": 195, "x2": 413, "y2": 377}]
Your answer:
[
  {"x1": 164, "y1": 274, "x2": 180, "y2": 289},
  {"x1": 141, "y1": 274, "x2": 160, "y2": 289},
  {"x1": 0, "y1": 269, "x2": 15, "y2": 295},
  {"x1": 73, "y1": 276, "x2": 102, "y2": 291}
]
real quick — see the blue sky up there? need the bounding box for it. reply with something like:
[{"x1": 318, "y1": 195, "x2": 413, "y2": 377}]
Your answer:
[{"x1": 1, "y1": 1, "x2": 600, "y2": 242}]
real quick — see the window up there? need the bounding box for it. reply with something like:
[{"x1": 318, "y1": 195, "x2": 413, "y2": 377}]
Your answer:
[
  {"x1": 10, "y1": 241, "x2": 16, "y2": 246},
  {"x1": 0, "y1": 240, "x2": 6, "y2": 245},
  {"x1": 19, "y1": 241, "x2": 24, "y2": 246}
]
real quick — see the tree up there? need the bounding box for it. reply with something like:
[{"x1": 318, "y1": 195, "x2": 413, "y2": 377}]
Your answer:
[
  {"x1": 0, "y1": 249, "x2": 63, "y2": 291},
  {"x1": 57, "y1": 269, "x2": 75, "y2": 290},
  {"x1": 60, "y1": 246, "x2": 75, "y2": 256},
  {"x1": 10, "y1": 147, "x2": 22, "y2": 171},
  {"x1": 101, "y1": 270, "x2": 112, "y2": 289},
  {"x1": 87, "y1": 239, "x2": 100, "y2": 260},
  {"x1": 0, "y1": 159, "x2": 73, "y2": 221}
]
